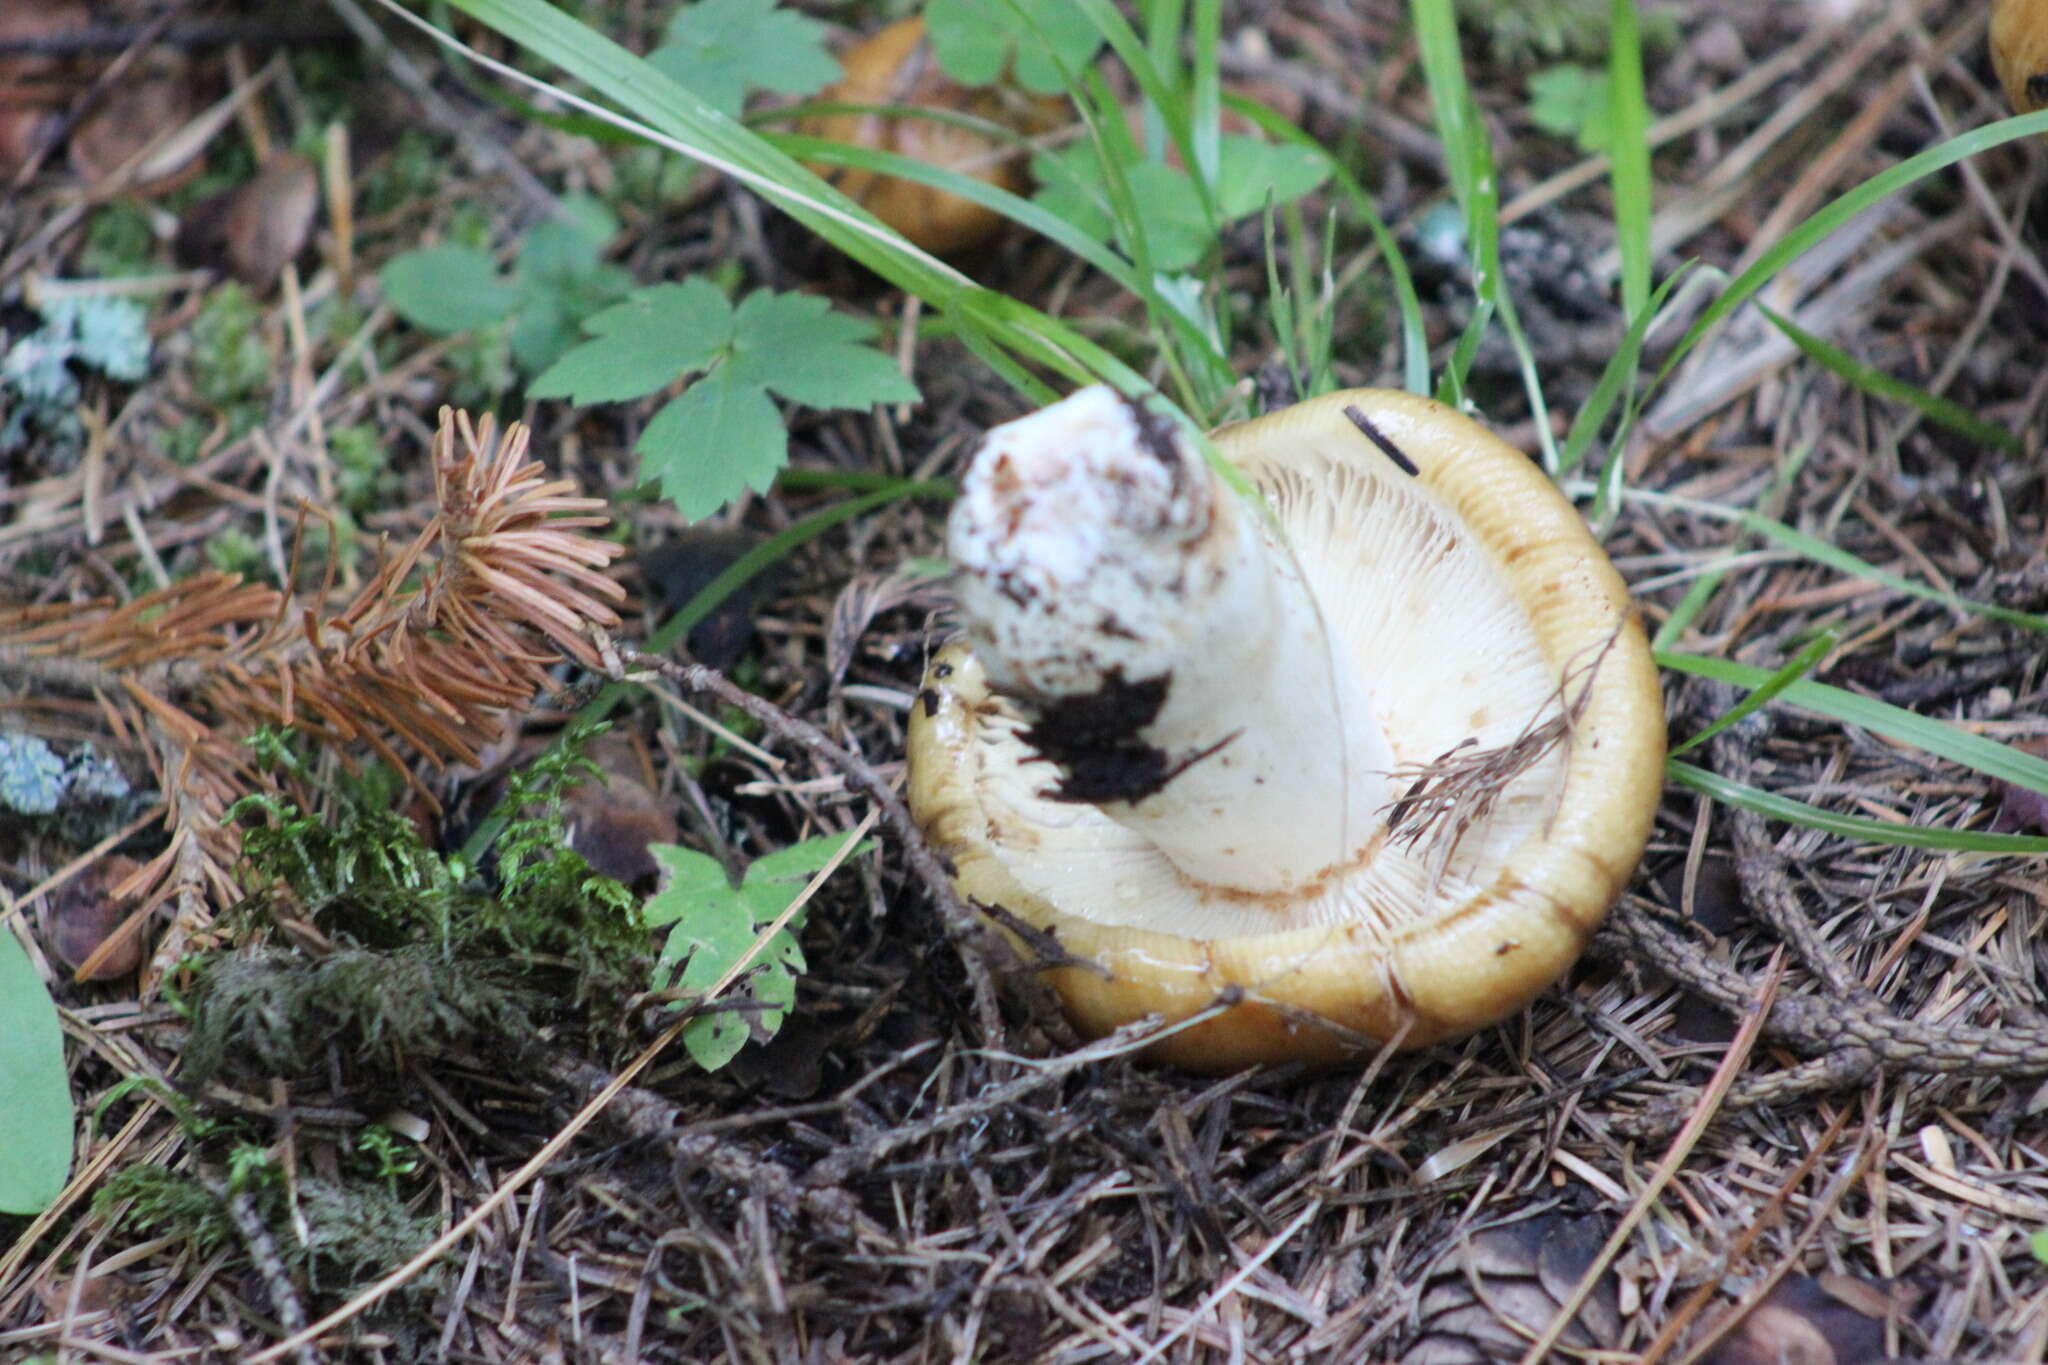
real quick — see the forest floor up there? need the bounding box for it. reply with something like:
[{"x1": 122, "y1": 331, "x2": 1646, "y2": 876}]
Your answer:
[{"x1": 3, "y1": 0, "x2": 2048, "y2": 1361}]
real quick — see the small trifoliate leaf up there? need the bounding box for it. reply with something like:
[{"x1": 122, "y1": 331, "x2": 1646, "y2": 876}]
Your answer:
[
  {"x1": 1033, "y1": 133, "x2": 1329, "y2": 272},
  {"x1": 0, "y1": 930, "x2": 72, "y2": 1214},
  {"x1": 1117, "y1": 161, "x2": 1215, "y2": 272},
  {"x1": 381, "y1": 244, "x2": 520, "y2": 334},
  {"x1": 1026, "y1": 141, "x2": 1117, "y2": 243},
  {"x1": 641, "y1": 832, "x2": 864, "y2": 1072},
  {"x1": 725, "y1": 291, "x2": 919, "y2": 410},
  {"x1": 528, "y1": 279, "x2": 733, "y2": 405},
  {"x1": 637, "y1": 368, "x2": 785, "y2": 520},
  {"x1": 649, "y1": 0, "x2": 839, "y2": 118},
  {"x1": 510, "y1": 261, "x2": 635, "y2": 377},
  {"x1": 1525, "y1": 65, "x2": 1613, "y2": 153},
  {"x1": 1213, "y1": 135, "x2": 1331, "y2": 219},
  {"x1": 925, "y1": 0, "x2": 1105, "y2": 94},
  {"x1": 644, "y1": 845, "x2": 736, "y2": 927},
  {"x1": 1030, "y1": 147, "x2": 1210, "y2": 272}
]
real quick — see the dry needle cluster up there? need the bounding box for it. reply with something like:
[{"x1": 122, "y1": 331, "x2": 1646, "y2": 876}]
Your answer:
[{"x1": 0, "y1": 409, "x2": 624, "y2": 987}]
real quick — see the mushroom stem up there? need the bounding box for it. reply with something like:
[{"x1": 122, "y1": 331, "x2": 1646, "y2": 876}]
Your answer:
[{"x1": 948, "y1": 386, "x2": 1394, "y2": 898}]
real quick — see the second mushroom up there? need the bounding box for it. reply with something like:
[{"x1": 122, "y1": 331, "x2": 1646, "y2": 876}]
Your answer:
[{"x1": 908, "y1": 387, "x2": 1665, "y2": 1069}]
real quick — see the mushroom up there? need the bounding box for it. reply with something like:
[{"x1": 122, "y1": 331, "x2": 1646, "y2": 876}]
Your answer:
[
  {"x1": 801, "y1": 18, "x2": 1060, "y2": 254},
  {"x1": 1992, "y1": 0, "x2": 2048, "y2": 116},
  {"x1": 907, "y1": 386, "x2": 1664, "y2": 1069}
]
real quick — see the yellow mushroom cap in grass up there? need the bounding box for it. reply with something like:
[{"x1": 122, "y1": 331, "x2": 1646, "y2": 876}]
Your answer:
[
  {"x1": 801, "y1": 18, "x2": 1058, "y2": 255},
  {"x1": 1993, "y1": 0, "x2": 2048, "y2": 115},
  {"x1": 907, "y1": 387, "x2": 1665, "y2": 1070}
]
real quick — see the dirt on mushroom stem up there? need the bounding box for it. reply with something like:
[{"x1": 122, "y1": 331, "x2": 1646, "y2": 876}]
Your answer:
[{"x1": 945, "y1": 386, "x2": 1397, "y2": 899}]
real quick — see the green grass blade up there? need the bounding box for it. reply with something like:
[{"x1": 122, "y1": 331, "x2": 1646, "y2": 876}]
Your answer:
[
  {"x1": 411, "y1": 0, "x2": 1154, "y2": 404},
  {"x1": 1660, "y1": 651, "x2": 2048, "y2": 795},
  {"x1": 1758, "y1": 305, "x2": 2026, "y2": 455},
  {"x1": 1600, "y1": 485, "x2": 2048, "y2": 634},
  {"x1": 1667, "y1": 632, "x2": 1834, "y2": 758},
  {"x1": 1605, "y1": 0, "x2": 1652, "y2": 322},
  {"x1": 1065, "y1": 0, "x2": 1220, "y2": 228},
  {"x1": 1669, "y1": 760, "x2": 2048, "y2": 854},
  {"x1": 1190, "y1": 0, "x2": 1222, "y2": 184},
  {"x1": 1565, "y1": 264, "x2": 1692, "y2": 478},
  {"x1": 1660, "y1": 108, "x2": 2048, "y2": 382},
  {"x1": 1411, "y1": 0, "x2": 1557, "y2": 467},
  {"x1": 1437, "y1": 299, "x2": 1493, "y2": 407},
  {"x1": 1222, "y1": 93, "x2": 1429, "y2": 394},
  {"x1": 1411, "y1": 0, "x2": 1479, "y2": 207},
  {"x1": 768, "y1": 131, "x2": 1147, "y2": 295}
]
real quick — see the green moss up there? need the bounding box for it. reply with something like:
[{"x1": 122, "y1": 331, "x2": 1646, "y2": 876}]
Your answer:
[
  {"x1": 181, "y1": 945, "x2": 534, "y2": 1082},
  {"x1": 189, "y1": 283, "x2": 273, "y2": 411},
  {"x1": 329, "y1": 423, "x2": 396, "y2": 511},
  {"x1": 358, "y1": 129, "x2": 445, "y2": 220},
  {"x1": 78, "y1": 203, "x2": 161, "y2": 278},
  {"x1": 181, "y1": 726, "x2": 644, "y2": 1086},
  {"x1": 95, "y1": 1166, "x2": 437, "y2": 1298}
]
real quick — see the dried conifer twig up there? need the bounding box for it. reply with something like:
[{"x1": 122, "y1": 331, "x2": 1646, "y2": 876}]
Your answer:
[
  {"x1": 0, "y1": 409, "x2": 626, "y2": 989},
  {"x1": 194, "y1": 1172, "x2": 321, "y2": 1365}
]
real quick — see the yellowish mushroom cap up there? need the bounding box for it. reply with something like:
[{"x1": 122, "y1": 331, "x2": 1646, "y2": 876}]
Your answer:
[
  {"x1": 907, "y1": 389, "x2": 1665, "y2": 1070},
  {"x1": 1993, "y1": 0, "x2": 2048, "y2": 115}
]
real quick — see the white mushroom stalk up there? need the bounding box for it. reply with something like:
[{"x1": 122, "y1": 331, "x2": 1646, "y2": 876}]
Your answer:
[{"x1": 947, "y1": 387, "x2": 1394, "y2": 898}]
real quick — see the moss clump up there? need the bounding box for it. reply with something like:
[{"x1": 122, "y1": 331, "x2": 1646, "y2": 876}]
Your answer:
[
  {"x1": 185, "y1": 726, "x2": 644, "y2": 1086},
  {"x1": 181, "y1": 944, "x2": 533, "y2": 1081},
  {"x1": 95, "y1": 1166, "x2": 437, "y2": 1297}
]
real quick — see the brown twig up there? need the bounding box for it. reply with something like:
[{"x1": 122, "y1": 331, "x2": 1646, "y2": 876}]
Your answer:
[
  {"x1": 1598, "y1": 897, "x2": 2048, "y2": 1135},
  {"x1": 195, "y1": 1172, "x2": 321, "y2": 1365}
]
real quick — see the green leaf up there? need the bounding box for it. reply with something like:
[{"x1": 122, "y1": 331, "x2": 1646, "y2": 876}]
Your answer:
[
  {"x1": 515, "y1": 195, "x2": 618, "y2": 279},
  {"x1": 509, "y1": 261, "x2": 635, "y2": 377},
  {"x1": 1526, "y1": 65, "x2": 1612, "y2": 152},
  {"x1": 647, "y1": 0, "x2": 838, "y2": 118},
  {"x1": 381, "y1": 244, "x2": 520, "y2": 334},
  {"x1": 0, "y1": 930, "x2": 72, "y2": 1214},
  {"x1": 539, "y1": 279, "x2": 920, "y2": 519},
  {"x1": 2033, "y1": 1229, "x2": 2048, "y2": 1265},
  {"x1": 726, "y1": 290, "x2": 919, "y2": 409},
  {"x1": 529, "y1": 279, "x2": 734, "y2": 404},
  {"x1": 924, "y1": 0, "x2": 1105, "y2": 94},
  {"x1": 1212, "y1": 135, "x2": 1329, "y2": 218},
  {"x1": 642, "y1": 832, "x2": 866, "y2": 1071},
  {"x1": 643, "y1": 844, "x2": 734, "y2": 926},
  {"x1": 638, "y1": 368, "x2": 786, "y2": 519},
  {"x1": 666, "y1": 884, "x2": 759, "y2": 1070},
  {"x1": 743, "y1": 833, "x2": 871, "y2": 894}
]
